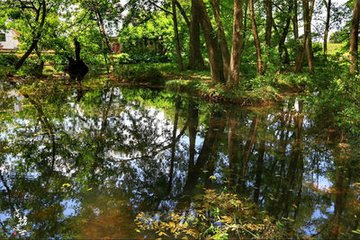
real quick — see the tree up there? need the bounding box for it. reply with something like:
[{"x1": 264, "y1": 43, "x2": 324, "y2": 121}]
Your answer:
[
  {"x1": 323, "y1": 0, "x2": 331, "y2": 59},
  {"x1": 249, "y1": 0, "x2": 264, "y2": 75},
  {"x1": 171, "y1": 0, "x2": 184, "y2": 70},
  {"x1": 350, "y1": 0, "x2": 360, "y2": 74},
  {"x1": 295, "y1": 0, "x2": 315, "y2": 73},
  {"x1": 193, "y1": 0, "x2": 225, "y2": 83},
  {"x1": 188, "y1": 0, "x2": 205, "y2": 70},
  {"x1": 211, "y1": 0, "x2": 231, "y2": 80},
  {"x1": 265, "y1": 0, "x2": 273, "y2": 46},
  {"x1": 78, "y1": 0, "x2": 124, "y2": 71},
  {"x1": 228, "y1": 0, "x2": 244, "y2": 87},
  {"x1": 4, "y1": 0, "x2": 50, "y2": 70}
]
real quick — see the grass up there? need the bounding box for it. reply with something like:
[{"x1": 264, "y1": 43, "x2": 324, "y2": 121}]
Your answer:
[{"x1": 327, "y1": 42, "x2": 346, "y2": 55}]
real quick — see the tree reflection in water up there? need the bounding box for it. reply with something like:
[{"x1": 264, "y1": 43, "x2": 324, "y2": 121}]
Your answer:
[{"x1": 0, "y1": 82, "x2": 359, "y2": 238}]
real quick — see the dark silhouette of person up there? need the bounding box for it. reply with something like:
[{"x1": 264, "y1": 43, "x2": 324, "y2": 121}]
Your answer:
[{"x1": 64, "y1": 38, "x2": 89, "y2": 82}]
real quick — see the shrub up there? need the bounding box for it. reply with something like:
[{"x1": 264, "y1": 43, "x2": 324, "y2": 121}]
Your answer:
[
  {"x1": 0, "y1": 54, "x2": 18, "y2": 67},
  {"x1": 115, "y1": 53, "x2": 132, "y2": 64},
  {"x1": 18, "y1": 57, "x2": 44, "y2": 77},
  {"x1": 114, "y1": 64, "x2": 163, "y2": 85},
  {"x1": 115, "y1": 52, "x2": 170, "y2": 64}
]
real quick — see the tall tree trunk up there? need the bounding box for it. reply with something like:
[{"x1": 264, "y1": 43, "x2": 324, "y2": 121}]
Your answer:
[
  {"x1": 304, "y1": 0, "x2": 315, "y2": 72},
  {"x1": 265, "y1": 0, "x2": 272, "y2": 46},
  {"x1": 293, "y1": 0, "x2": 303, "y2": 71},
  {"x1": 228, "y1": 0, "x2": 244, "y2": 87},
  {"x1": 194, "y1": 0, "x2": 225, "y2": 83},
  {"x1": 295, "y1": 0, "x2": 315, "y2": 72},
  {"x1": 350, "y1": 0, "x2": 360, "y2": 74},
  {"x1": 211, "y1": 0, "x2": 231, "y2": 79},
  {"x1": 241, "y1": 0, "x2": 249, "y2": 53},
  {"x1": 293, "y1": 0, "x2": 299, "y2": 40},
  {"x1": 172, "y1": 0, "x2": 184, "y2": 70},
  {"x1": 249, "y1": 0, "x2": 264, "y2": 75},
  {"x1": 323, "y1": 0, "x2": 331, "y2": 59},
  {"x1": 188, "y1": 0, "x2": 205, "y2": 70},
  {"x1": 279, "y1": 3, "x2": 293, "y2": 65}
]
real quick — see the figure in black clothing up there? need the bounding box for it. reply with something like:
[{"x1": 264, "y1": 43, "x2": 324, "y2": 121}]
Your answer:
[{"x1": 64, "y1": 38, "x2": 89, "y2": 82}]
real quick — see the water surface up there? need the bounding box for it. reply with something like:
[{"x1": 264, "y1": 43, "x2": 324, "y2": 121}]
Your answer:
[{"x1": 0, "y1": 81, "x2": 359, "y2": 238}]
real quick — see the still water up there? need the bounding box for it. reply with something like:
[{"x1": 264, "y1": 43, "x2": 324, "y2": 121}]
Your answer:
[{"x1": 0, "y1": 80, "x2": 359, "y2": 239}]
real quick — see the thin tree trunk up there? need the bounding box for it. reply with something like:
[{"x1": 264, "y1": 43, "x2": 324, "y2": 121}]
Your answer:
[
  {"x1": 293, "y1": 0, "x2": 299, "y2": 40},
  {"x1": 265, "y1": 0, "x2": 272, "y2": 46},
  {"x1": 94, "y1": 9, "x2": 113, "y2": 72},
  {"x1": 249, "y1": 0, "x2": 264, "y2": 75},
  {"x1": 168, "y1": 97, "x2": 180, "y2": 194},
  {"x1": 15, "y1": 0, "x2": 46, "y2": 70},
  {"x1": 293, "y1": 0, "x2": 303, "y2": 71},
  {"x1": 323, "y1": 0, "x2": 331, "y2": 59},
  {"x1": 95, "y1": 10, "x2": 112, "y2": 53},
  {"x1": 279, "y1": 3, "x2": 293, "y2": 65},
  {"x1": 188, "y1": 101, "x2": 199, "y2": 168},
  {"x1": 239, "y1": 116, "x2": 259, "y2": 190},
  {"x1": 227, "y1": 111, "x2": 241, "y2": 190},
  {"x1": 172, "y1": 0, "x2": 184, "y2": 70},
  {"x1": 211, "y1": 0, "x2": 231, "y2": 79},
  {"x1": 350, "y1": 0, "x2": 360, "y2": 74},
  {"x1": 254, "y1": 140, "x2": 265, "y2": 204},
  {"x1": 241, "y1": 0, "x2": 249, "y2": 53},
  {"x1": 194, "y1": 0, "x2": 225, "y2": 83},
  {"x1": 189, "y1": 0, "x2": 205, "y2": 70},
  {"x1": 228, "y1": 0, "x2": 243, "y2": 87}
]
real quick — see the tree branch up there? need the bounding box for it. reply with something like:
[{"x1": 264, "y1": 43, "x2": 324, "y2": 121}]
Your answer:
[
  {"x1": 148, "y1": 0, "x2": 173, "y2": 15},
  {"x1": 175, "y1": 0, "x2": 190, "y2": 29}
]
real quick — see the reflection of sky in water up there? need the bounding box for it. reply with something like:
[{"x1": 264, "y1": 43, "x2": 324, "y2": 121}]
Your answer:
[
  {"x1": 61, "y1": 199, "x2": 80, "y2": 218},
  {"x1": 315, "y1": 175, "x2": 332, "y2": 190},
  {"x1": 303, "y1": 204, "x2": 334, "y2": 235},
  {"x1": 0, "y1": 212, "x2": 10, "y2": 222}
]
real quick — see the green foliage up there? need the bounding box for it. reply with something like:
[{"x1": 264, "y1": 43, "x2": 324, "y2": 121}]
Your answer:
[
  {"x1": 115, "y1": 53, "x2": 132, "y2": 64},
  {"x1": 0, "y1": 54, "x2": 17, "y2": 77},
  {"x1": 0, "y1": 54, "x2": 18, "y2": 67},
  {"x1": 17, "y1": 57, "x2": 44, "y2": 77},
  {"x1": 118, "y1": 11, "x2": 181, "y2": 63},
  {"x1": 115, "y1": 53, "x2": 170, "y2": 64},
  {"x1": 114, "y1": 64, "x2": 163, "y2": 84},
  {"x1": 135, "y1": 189, "x2": 286, "y2": 239},
  {"x1": 331, "y1": 75, "x2": 360, "y2": 133}
]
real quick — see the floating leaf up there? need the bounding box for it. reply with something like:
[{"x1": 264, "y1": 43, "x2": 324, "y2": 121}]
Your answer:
[
  {"x1": 209, "y1": 175, "x2": 217, "y2": 181},
  {"x1": 61, "y1": 183, "x2": 71, "y2": 188}
]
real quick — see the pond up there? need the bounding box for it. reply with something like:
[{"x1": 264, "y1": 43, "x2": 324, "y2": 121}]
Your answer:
[{"x1": 0, "y1": 80, "x2": 359, "y2": 239}]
